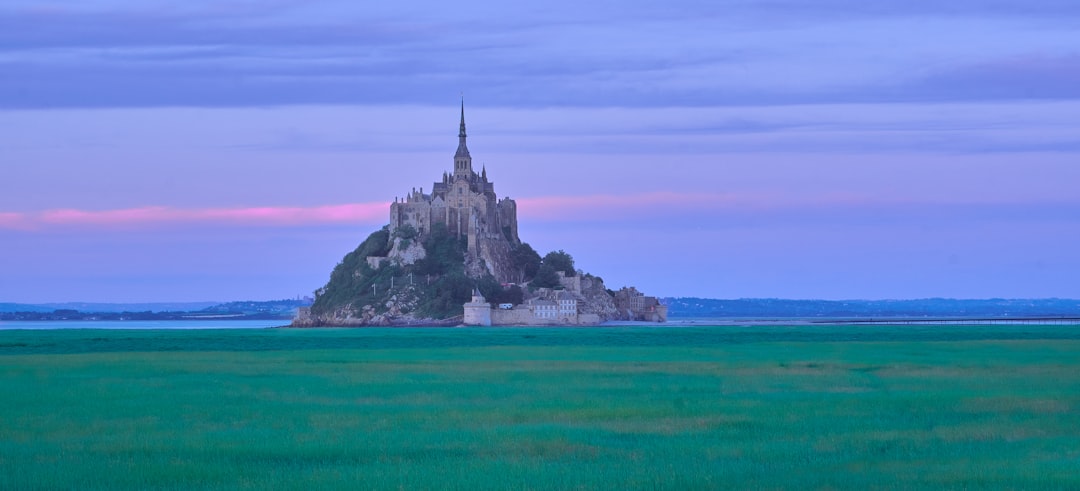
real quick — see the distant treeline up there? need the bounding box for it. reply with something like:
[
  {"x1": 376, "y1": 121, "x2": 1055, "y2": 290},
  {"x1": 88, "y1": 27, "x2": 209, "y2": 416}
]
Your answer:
[
  {"x1": 0, "y1": 311, "x2": 293, "y2": 322},
  {"x1": 664, "y1": 298, "x2": 1080, "y2": 318},
  {"x1": 0, "y1": 299, "x2": 312, "y2": 321}
]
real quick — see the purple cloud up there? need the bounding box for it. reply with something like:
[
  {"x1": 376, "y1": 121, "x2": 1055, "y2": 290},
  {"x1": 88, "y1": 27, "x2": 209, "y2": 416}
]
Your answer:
[{"x1": 2, "y1": 2, "x2": 1079, "y2": 108}]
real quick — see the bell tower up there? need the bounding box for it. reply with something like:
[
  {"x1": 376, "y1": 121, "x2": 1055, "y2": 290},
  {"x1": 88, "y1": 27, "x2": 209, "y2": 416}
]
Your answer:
[{"x1": 454, "y1": 99, "x2": 473, "y2": 178}]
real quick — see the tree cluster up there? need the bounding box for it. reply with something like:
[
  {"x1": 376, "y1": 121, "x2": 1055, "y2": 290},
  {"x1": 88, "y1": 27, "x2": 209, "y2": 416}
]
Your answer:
[
  {"x1": 529, "y1": 250, "x2": 576, "y2": 289},
  {"x1": 311, "y1": 227, "x2": 391, "y2": 313}
]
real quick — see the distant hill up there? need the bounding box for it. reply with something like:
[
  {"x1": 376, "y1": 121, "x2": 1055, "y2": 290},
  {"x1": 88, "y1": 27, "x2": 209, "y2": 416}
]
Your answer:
[
  {"x1": 0, "y1": 303, "x2": 55, "y2": 313},
  {"x1": 0, "y1": 299, "x2": 312, "y2": 320},
  {"x1": 199, "y1": 299, "x2": 312, "y2": 316},
  {"x1": 664, "y1": 298, "x2": 1080, "y2": 318},
  {"x1": 22, "y1": 302, "x2": 221, "y2": 312}
]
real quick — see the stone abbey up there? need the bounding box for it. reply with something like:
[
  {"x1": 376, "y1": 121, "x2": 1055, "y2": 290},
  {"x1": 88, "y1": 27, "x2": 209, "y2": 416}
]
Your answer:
[
  {"x1": 297, "y1": 102, "x2": 666, "y2": 327},
  {"x1": 388, "y1": 102, "x2": 520, "y2": 282}
]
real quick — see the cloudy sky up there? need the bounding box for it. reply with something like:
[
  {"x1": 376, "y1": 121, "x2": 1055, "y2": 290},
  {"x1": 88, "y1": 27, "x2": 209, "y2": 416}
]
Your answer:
[{"x1": 2, "y1": 0, "x2": 1079, "y2": 303}]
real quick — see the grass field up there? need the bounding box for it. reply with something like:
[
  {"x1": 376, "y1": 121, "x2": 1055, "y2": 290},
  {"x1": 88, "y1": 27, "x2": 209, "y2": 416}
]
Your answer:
[{"x1": 2, "y1": 325, "x2": 1079, "y2": 490}]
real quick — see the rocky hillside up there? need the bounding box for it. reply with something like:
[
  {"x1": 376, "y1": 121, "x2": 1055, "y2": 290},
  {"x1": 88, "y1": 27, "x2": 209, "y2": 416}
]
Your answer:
[{"x1": 298, "y1": 222, "x2": 620, "y2": 326}]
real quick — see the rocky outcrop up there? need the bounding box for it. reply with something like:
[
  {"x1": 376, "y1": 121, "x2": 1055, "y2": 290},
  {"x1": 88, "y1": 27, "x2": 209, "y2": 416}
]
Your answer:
[
  {"x1": 299, "y1": 286, "x2": 430, "y2": 327},
  {"x1": 470, "y1": 235, "x2": 516, "y2": 282},
  {"x1": 388, "y1": 237, "x2": 426, "y2": 266},
  {"x1": 578, "y1": 275, "x2": 620, "y2": 321}
]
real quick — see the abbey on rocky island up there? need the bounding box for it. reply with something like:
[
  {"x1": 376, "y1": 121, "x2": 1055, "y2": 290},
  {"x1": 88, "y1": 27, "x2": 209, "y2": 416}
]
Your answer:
[
  {"x1": 388, "y1": 102, "x2": 520, "y2": 282},
  {"x1": 297, "y1": 102, "x2": 666, "y2": 327}
]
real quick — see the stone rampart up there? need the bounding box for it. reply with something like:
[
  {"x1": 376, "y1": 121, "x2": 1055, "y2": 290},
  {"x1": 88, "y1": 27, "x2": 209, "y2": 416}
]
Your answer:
[{"x1": 491, "y1": 307, "x2": 544, "y2": 326}]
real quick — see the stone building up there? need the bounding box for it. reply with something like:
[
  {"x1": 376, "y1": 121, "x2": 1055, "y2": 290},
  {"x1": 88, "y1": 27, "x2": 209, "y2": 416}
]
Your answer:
[
  {"x1": 464, "y1": 272, "x2": 603, "y2": 326},
  {"x1": 388, "y1": 102, "x2": 520, "y2": 282},
  {"x1": 614, "y1": 287, "x2": 668, "y2": 322},
  {"x1": 556, "y1": 291, "x2": 578, "y2": 319},
  {"x1": 528, "y1": 299, "x2": 559, "y2": 320}
]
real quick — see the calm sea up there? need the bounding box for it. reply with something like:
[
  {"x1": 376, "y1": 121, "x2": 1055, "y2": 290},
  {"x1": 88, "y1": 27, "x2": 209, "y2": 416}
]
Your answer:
[{"x1": 0, "y1": 319, "x2": 284, "y2": 330}]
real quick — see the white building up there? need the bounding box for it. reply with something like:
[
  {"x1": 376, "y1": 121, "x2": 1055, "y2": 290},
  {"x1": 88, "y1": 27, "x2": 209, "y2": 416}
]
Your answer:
[
  {"x1": 556, "y1": 291, "x2": 577, "y2": 318},
  {"x1": 529, "y1": 299, "x2": 558, "y2": 319}
]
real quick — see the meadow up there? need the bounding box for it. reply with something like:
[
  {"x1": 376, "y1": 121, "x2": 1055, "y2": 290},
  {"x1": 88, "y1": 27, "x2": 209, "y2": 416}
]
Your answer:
[{"x1": 2, "y1": 325, "x2": 1079, "y2": 490}]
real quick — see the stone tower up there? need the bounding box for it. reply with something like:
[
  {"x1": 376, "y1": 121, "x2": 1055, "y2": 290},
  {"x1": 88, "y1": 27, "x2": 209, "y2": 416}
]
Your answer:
[{"x1": 454, "y1": 100, "x2": 473, "y2": 178}]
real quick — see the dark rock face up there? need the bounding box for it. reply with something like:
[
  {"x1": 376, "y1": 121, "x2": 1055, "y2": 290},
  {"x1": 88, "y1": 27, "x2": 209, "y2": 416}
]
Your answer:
[{"x1": 472, "y1": 235, "x2": 517, "y2": 283}]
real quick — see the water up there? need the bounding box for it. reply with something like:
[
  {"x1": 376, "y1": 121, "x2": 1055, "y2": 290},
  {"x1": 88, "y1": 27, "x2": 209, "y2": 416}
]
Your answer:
[{"x1": 0, "y1": 319, "x2": 285, "y2": 330}]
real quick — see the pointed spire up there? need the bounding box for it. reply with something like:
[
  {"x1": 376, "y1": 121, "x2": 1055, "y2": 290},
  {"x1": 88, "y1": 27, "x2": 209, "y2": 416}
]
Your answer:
[
  {"x1": 454, "y1": 97, "x2": 472, "y2": 168},
  {"x1": 459, "y1": 97, "x2": 467, "y2": 139}
]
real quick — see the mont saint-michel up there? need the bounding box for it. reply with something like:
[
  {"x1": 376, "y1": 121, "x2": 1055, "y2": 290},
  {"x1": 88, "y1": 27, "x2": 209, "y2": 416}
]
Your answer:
[{"x1": 295, "y1": 103, "x2": 665, "y2": 327}]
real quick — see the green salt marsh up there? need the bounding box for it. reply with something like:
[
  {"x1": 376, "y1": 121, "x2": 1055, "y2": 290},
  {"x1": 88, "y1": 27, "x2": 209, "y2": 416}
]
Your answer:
[{"x1": 2, "y1": 325, "x2": 1079, "y2": 489}]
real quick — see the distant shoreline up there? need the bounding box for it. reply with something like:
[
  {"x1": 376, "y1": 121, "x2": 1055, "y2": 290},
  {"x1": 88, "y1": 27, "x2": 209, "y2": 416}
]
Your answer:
[
  {"x1": 5, "y1": 317, "x2": 1080, "y2": 331},
  {"x1": 652, "y1": 317, "x2": 1080, "y2": 326}
]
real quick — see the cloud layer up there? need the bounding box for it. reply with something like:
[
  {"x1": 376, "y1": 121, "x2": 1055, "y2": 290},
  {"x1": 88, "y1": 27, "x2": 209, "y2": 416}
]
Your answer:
[{"x1": 2, "y1": 1, "x2": 1079, "y2": 108}]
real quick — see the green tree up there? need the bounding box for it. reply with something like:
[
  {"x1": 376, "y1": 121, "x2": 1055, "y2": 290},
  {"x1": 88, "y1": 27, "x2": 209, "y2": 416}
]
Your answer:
[
  {"x1": 393, "y1": 224, "x2": 418, "y2": 240},
  {"x1": 512, "y1": 242, "x2": 542, "y2": 281},
  {"x1": 493, "y1": 284, "x2": 525, "y2": 305},
  {"x1": 542, "y1": 250, "x2": 576, "y2": 277},
  {"x1": 414, "y1": 223, "x2": 465, "y2": 277},
  {"x1": 421, "y1": 273, "x2": 474, "y2": 319},
  {"x1": 530, "y1": 264, "x2": 561, "y2": 289},
  {"x1": 475, "y1": 275, "x2": 503, "y2": 302}
]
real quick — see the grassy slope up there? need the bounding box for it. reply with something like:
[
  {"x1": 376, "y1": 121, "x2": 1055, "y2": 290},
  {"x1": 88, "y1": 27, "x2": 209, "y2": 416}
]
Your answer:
[{"x1": 2, "y1": 326, "x2": 1080, "y2": 490}]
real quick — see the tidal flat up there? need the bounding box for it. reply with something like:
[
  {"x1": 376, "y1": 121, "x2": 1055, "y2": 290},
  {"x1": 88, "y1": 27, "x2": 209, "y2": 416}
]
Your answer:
[{"x1": 2, "y1": 326, "x2": 1079, "y2": 490}]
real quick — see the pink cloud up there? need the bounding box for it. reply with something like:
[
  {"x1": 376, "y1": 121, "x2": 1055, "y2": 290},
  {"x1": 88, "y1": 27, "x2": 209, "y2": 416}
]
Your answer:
[
  {"x1": 0, "y1": 212, "x2": 30, "y2": 230},
  {"x1": 516, "y1": 191, "x2": 876, "y2": 221},
  {"x1": 2, "y1": 203, "x2": 389, "y2": 230},
  {"x1": 8, "y1": 194, "x2": 754, "y2": 230},
  {"x1": 1, "y1": 192, "x2": 974, "y2": 231}
]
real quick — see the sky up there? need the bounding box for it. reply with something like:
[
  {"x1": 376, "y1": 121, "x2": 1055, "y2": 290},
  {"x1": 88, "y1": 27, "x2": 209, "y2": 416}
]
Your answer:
[{"x1": 2, "y1": 0, "x2": 1079, "y2": 303}]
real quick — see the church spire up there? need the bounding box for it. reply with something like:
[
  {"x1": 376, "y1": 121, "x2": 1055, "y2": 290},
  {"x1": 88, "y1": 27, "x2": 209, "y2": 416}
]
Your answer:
[
  {"x1": 454, "y1": 97, "x2": 472, "y2": 177},
  {"x1": 459, "y1": 98, "x2": 467, "y2": 139}
]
